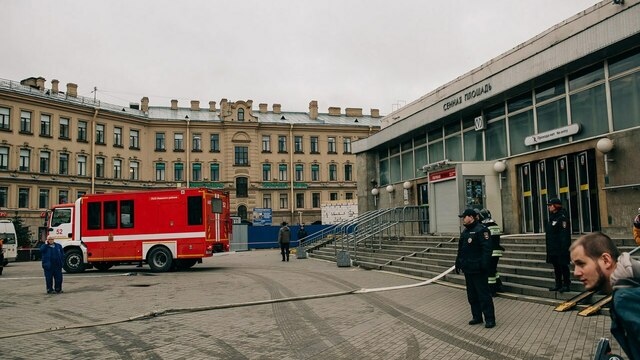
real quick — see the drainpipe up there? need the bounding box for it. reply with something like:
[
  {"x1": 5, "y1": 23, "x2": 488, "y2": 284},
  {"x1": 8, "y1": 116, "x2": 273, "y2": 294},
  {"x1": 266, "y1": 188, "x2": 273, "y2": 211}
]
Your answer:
[
  {"x1": 290, "y1": 123, "x2": 294, "y2": 224},
  {"x1": 90, "y1": 108, "x2": 99, "y2": 194}
]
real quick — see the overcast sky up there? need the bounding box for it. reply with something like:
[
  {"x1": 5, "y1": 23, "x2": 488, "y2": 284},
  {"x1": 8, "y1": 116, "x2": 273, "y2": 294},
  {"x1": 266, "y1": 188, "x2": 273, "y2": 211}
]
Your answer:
[{"x1": 3, "y1": 0, "x2": 601, "y2": 115}]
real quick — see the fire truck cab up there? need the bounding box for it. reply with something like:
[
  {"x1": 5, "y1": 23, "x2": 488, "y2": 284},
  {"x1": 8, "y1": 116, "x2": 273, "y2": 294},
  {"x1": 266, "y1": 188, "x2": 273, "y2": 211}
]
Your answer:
[{"x1": 47, "y1": 188, "x2": 231, "y2": 273}]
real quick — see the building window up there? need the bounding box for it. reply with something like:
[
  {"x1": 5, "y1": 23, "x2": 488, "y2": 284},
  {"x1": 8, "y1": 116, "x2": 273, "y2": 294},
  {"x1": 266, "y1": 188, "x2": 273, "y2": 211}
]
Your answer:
[
  {"x1": 40, "y1": 114, "x2": 51, "y2": 136},
  {"x1": 238, "y1": 108, "x2": 245, "y2": 121},
  {"x1": 237, "y1": 205, "x2": 248, "y2": 220},
  {"x1": 20, "y1": 111, "x2": 31, "y2": 133},
  {"x1": 345, "y1": 192, "x2": 353, "y2": 200},
  {"x1": 278, "y1": 136, "x2": 287, "y2": 153},
  {"x1": 18, "y1": 188, "x2": 29, "y2": 208},
  {"x1": 58, "y1": 190, "x2": 68, "y2": 204},
  {"x1": 174, "y1": 163, "x2": 184, "y2": 181},
  {"x1": 155, "y1": 163, "x2": 165, "y2": 181},
  {"x1": 262, "y1": 135, "x2": 271, "y2": 152},
  {"x1": 95, "y1": 124, "x2": 105, "y2": 144},
  {"x1": 192, "y1": 134, "x2": 202, "y2": 151},
  {"x1": 114, "y1": 127, "x2": 122, "y2": 146},
  {"x1": 0, "y1": 147, "x2": 8, "y2": 170},
  {"x1": 155, "y1": 133, "x2": 165, "y2": 150},
  {"x1": 174, "y1": 133, "x2": 183, "y2": 151},
  {"x1": 129, "y1": 161, "x2": 139, "y2": 180},
  {"x1": 19, "y1": 149, "x2": 30, "y2": 172},
  {"x1": 39, "y1": 189, "x2": 49, "y2": 209},
  {"x1": 0, "y1": 107, "x2": 9, "y2": 130},
  {"x1": 310, "y1": 136, "x2": 319, "y2": 153},
  {"x1": 295, "y1": 164, "x2": 304, "y2": 181},
  {"x1": 192, "y1": 163, "x2": 202, "y2": 181},
  {"x1": 262, "y1": 163, "x2": 271, "y2": 181},
  {"x1": 234, "y1": 146, "x2": 249, "y2": 165},
  {"x1": 59, "y1": 118, "x2": 70, "y2": 139},
  {"x1": 294, "y1": 136, "x2": 303, "y2": 153},
  {"x1": 343, "y1": 138, "x2": 352, "y2": 153},
  {"x1": 129, "y1": 129, "x2": 140, "y2": 149},
  {"x1": 59, "y1": 153, "x2": 69, "y2": 175},
  {"x1": 95, "y1": 157, "x2": 104, "y2": 178},
  {"x1": 0, "y1": 187, "x2": 7, "y2": 207},
  {"x1": 330, "y1": 192, "x2": 338, "y2": 201},
  {"x1": 312, "y1": 193, "x2": 320, "y2": 208},
  {"x1": 77, "y1": 120, "x2": 87, "y2": 141},
  {"x1": 236, "y1": 177, "x2": 248, "y2": 198},
  {"x1": 279, "y1": 193, "x2": 288, "y2": 209},
  {"x1": 296, "y1": 193, "x2": 304, "y2": 209},
  {"x1": 263, "y1": 194, "x2": 272, "y2": 209},
  {"x1": 344, "y1": 164, "x2": 352, "y2": 181},
  {"x1": 76, "y1": 190, "x2": 86, "y2": 199},
  {"x1": 77, "y1": 155, "x2": 87, "y2": 176},
  {"x1": 39, "y1": 151, "x2": 50, "y2": 173},
  {"x1": 210, "y1": 163, "x2": 220, "y2": 181},
  {"x1": 329, "y1": 164, "x2": 337, "y2": 181},
  {"x1": 328, "y1": 137, "x2": 337, "y2": 153},
  {"x1": 311, "y1": 164, "x2": 320, "y2": 181},
  {"x1": 210, "y1": 134, "x2": 220, "y2": 152},
  {"x1": 278, "y1": 164, "x2": 287, "y2": 181},
  {"x1": 113, "y1": 159, "x2": 122, "y2": 179}
]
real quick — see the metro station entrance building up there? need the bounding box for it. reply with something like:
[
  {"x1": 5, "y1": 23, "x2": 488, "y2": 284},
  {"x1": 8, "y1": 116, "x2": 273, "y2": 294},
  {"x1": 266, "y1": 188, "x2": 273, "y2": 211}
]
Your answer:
[{"x1": 355, "y1": 0, "x2": 640, "y2": 236}]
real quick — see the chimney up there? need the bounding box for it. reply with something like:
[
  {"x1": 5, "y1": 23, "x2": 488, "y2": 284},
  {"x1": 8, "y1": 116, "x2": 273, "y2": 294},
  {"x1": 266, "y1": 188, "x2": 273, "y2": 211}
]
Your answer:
[
  {"x1": 309, "y1": 100, "x2": 318, "y2": 120},
  {"x1": 371, "y1": 109, "x2": 380, "y2": 118},
  {"x1": 171, "y1": 99, "x2": 178, "y2": 110},
  {"x1": 209, "y1": 101, "x2": 216, "y2": 112},
  {"x1": 220, "y1": 99, "x2": 228, "y2": 113},
  {"x1": 328, "y1": 107, "x2": 341, "y2": 116},
  {"x1": 190, "y1": 100, "x2": 200, "y2": 111},
  {"x1": 66, "y1": 83, "x2": 78, "y2": 98},
  {"x1": 259, "y1": 103, "x2": 268, "y2": 113},
  {"x1": 345, "y1": 108, "x2": 362, "y2": 117},
  {"x1": 273, "y1": 104, "x2": 281, "y2": 114},
  {"x1": 36, "y1": 77, "x2": 46, "y2": 91},
  {"x1": 51, "y1": 79, "x2": 59, "y2": 94},
  {"x1": 141, "y1": 97, "x2": 149, "y2": 113}
]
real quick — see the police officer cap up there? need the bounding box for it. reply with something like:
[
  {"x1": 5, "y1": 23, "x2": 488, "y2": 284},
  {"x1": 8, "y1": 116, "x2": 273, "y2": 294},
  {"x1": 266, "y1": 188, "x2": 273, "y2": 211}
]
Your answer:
[
  {"x1": 458, "y1": 209, "x2": 477, "y2": 218},
  {"x1": 547, "y1": 198, "x2": 562, "y2": 205}
]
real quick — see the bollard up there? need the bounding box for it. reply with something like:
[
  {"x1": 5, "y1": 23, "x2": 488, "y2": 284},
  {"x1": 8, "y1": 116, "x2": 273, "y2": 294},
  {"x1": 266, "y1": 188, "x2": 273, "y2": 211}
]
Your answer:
[
  {"x1": 296, "y1": 245, "x2": 307, "y2": 259},
  {"x1": 336, "y1": 250, "x2": 351, "y2": 267}
]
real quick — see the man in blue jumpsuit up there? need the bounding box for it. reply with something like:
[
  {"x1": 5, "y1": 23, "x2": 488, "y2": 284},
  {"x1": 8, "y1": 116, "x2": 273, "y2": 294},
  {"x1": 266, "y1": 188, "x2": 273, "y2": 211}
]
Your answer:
[{"x1": 41, "y1": 237, "x2": 64, "y2": 294}]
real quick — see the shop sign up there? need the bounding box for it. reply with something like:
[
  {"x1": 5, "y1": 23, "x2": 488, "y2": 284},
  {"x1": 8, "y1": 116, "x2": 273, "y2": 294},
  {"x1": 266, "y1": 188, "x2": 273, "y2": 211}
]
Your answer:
[
  {"x1": 189, "y1": 182, "x2": 225, "y2": 189},
  {"x1": 524, "y1": 124, "x2": 580, "y2": 146},
  {"x1": 0, "y1": 212, "x2": 7, "y2": 217},
  {"x1": 428, "y1": 168, "x2": 456, "y2": 182}
]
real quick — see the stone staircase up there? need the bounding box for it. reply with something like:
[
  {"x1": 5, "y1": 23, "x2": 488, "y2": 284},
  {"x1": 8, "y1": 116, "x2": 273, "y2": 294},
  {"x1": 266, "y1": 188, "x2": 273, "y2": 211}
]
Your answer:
[{"x1": 307, "y1": 233, "x2": 638, "y2": 302}]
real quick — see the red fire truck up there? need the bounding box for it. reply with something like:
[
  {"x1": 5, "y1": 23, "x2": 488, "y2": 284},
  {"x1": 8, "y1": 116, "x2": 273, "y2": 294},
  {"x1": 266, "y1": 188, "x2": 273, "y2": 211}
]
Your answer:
[{"x1": 46, "y1": 188, "x2": 231, "y2": 273}]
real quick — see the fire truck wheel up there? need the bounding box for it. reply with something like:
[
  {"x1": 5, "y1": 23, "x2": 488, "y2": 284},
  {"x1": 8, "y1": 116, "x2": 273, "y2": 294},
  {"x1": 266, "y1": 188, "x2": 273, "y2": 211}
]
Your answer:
[
  {"x1": 176, "y1": 259, "x2": 198, "y2": 269},
  {"x1": 93, "y1": 262, "x2": 113, "y2": 272},
  {"x1": 63, "y1": 249, "x2": 85, "y2": 273},
  {"x1": 148, "y1": 247, "x2": 173, "y2": 272}
]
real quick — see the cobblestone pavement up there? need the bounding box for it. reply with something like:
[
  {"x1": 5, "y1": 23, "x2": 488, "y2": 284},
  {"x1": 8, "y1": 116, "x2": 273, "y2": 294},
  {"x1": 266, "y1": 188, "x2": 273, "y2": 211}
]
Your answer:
[{"x1": 0, "y1": 250, "x2": 621, "y2": 359}]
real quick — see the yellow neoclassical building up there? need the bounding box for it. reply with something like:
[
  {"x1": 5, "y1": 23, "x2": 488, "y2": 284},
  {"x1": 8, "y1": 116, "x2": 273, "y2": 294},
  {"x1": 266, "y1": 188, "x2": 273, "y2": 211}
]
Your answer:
[{"x1": 0, "y1": 76, "x2": 381, "y2": 240}]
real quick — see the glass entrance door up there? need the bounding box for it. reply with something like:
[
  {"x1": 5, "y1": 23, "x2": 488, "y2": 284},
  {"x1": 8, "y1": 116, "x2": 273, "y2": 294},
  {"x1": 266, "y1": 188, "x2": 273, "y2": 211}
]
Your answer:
[
  {"x1": 520, "y1": 164, "x2": 535, "y2": 233},
  {"x1": 418, "y1": 183, "x2": 429, "y2": 233},
  {"x1": 536, "y1": 161, "x2": 549, "y2": 233}
]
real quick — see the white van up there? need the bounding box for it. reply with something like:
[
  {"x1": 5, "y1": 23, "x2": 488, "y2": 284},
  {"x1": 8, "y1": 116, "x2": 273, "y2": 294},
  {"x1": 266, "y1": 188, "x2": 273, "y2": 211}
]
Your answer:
[{"x1": 0, "y1": 220, "x2": 18, "y2": 264}]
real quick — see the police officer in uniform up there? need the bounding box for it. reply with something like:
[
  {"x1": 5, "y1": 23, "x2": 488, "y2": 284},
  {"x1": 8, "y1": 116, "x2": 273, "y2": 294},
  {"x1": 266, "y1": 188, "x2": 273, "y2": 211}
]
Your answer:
[
  {"x1": 479, "y1": 209, "x2": 505, "y2": 296},
  {"x1": 545, "y1": 198, "x2": 571, "y2": 292},
  {"x1": 455, "y1": 208, "x2": 496, "y2": 328}
]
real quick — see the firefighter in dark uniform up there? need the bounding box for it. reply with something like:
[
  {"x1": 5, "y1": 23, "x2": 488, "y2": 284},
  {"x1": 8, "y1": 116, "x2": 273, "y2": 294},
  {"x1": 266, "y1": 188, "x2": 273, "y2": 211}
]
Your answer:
[
  {"x1": 479, "y1": 209, "x2": 504, "y2": 296},
  {"x1": 545, "y1": 198, "x2": 571, "y2": 292},
  {"x1": 455, "y1": 208, "x2": 496, "y2": 328}
]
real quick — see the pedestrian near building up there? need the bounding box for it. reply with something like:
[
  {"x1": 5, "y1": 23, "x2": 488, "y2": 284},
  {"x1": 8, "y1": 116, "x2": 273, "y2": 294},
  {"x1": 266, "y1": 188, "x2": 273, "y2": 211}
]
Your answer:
[
  {"x1": 479, "y1": 209, "x2": 504, "y2": 296},
  {"x1": 570, "y1": 232, "x2": 639, "y2": 360},
  {"x1": 545, "y1": 198, "x2": 572, "y2": 293},
  {"x1": 633, "y1": 208, "x2": 640, "y2": 246},
  {"x1": 0, "y1": 240, "x2": 4, "y2": 276},
  {"x1": 278, "y1": 222, "x2": 291, "y2": 262},
  {"x1": 297, "y1": 224, "x2": 308, "y2": 243},
  {"x1": 40, "y1": 237, "x2": 64, "y2": 294},
  {"x1": 455, "y1": 208, "x2": 496, "y2": 328}
]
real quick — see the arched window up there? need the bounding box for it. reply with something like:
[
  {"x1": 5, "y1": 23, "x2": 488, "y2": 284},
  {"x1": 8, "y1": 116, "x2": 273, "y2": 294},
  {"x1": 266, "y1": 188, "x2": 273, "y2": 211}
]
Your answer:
[
  {"x1": 238, "y1": 108, "x2": 245, "y2": 121},
  {"x1": 237, "y1": 205, "x2": 247, "y2": 220}
]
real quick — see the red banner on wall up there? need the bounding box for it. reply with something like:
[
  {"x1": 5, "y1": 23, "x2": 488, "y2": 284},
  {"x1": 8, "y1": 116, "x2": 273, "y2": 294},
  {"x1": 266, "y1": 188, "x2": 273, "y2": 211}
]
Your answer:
[{"x1": 428, "y1": 168, "x2": 456, "y2": 182}]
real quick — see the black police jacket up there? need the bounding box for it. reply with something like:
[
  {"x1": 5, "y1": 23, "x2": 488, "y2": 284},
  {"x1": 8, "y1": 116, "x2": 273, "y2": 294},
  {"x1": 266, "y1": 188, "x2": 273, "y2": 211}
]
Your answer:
[
  {"x1": 455, "y1": 221, "x2": 492, "y2": 274},
  {"x1": 545, "y1": 209, "x2": 571, "y2": 264}
]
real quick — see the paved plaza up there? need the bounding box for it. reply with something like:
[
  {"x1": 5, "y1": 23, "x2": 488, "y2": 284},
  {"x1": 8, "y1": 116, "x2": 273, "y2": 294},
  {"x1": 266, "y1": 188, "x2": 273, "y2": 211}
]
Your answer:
[{"x1": 0, "y1": 250, "x2": 621, "y2": 359}]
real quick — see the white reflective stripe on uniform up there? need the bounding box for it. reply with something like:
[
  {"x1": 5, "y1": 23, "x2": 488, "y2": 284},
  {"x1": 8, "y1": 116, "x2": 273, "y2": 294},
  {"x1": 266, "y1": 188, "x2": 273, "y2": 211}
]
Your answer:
[
  {"x1": 492, "y1": 250, "x2": 503, "y2": 257},
  {"x1": 81, "y1": 232, "x2": 205, "y2": 242}
]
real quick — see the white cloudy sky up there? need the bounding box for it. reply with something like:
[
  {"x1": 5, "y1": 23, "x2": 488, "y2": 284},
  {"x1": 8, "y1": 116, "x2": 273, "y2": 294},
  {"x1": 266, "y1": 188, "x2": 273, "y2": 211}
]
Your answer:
[{"x1": 3, "y1": 0, "x2": 601, "y2": 115}]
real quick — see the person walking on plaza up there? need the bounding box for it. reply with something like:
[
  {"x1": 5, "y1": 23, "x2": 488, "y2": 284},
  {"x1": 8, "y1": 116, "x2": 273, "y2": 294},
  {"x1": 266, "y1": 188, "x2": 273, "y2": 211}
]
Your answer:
[
  {"x1": 570, "y1": 232, "x2": 639, "y2": 360},
  {"x1": 479, "y1": 209, "x2": 505, "y2": 296},
  {"x1": 278, "y1": 222, "x2": 291, "y2": 262},
  {"x1": 633, "y1": 208, "x2": 640, "y2": 246},
  {"x1": 455, "y1": 208, "x2": 496, "y2": 328},
  {"x1": 545, "y1": 198, "x2": 571, "y2": 293},
  {"x1": 40, "y1": 237, "x2": 64, "y2": 294}
]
